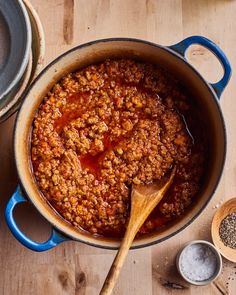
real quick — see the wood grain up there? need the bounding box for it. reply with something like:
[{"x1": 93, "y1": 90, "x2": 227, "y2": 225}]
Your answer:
[
  {"x1": 0, "y1": 0, "x2": 236, "y2": 294},
  {"x1": 63, "y1": 0, "x2": 74, "y2": 44}
]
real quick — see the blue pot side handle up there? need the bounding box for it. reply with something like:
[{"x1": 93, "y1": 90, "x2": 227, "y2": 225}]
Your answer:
[
  {"x1": 5, "y1": 186, "x2": 70, "y2": 252},
  {"x1": 169, "y1": 36, "x2": 232, "y2": 98}
]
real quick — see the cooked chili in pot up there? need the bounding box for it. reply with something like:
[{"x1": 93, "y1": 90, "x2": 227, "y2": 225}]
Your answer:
[{"x1": 31, "y1": 59, "x2": 207, "y2": 237}]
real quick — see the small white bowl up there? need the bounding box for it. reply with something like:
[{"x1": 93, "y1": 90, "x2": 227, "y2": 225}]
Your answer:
[{"x1": 176, "y1": 240, "x2": 222, "y2": 286}]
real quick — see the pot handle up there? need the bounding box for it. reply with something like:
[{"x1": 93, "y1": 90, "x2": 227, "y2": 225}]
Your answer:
[
  {"x1": 5, "y1": 186, "x2": 70, "y2": 252},
  {"x1": 169, "y1": 35, "x2": 232, "y2": 98}
]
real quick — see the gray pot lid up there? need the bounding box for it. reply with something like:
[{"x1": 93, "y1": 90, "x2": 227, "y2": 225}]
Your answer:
[{"x1": 0, "y1": 0, "x2": 31, "y2": 101}]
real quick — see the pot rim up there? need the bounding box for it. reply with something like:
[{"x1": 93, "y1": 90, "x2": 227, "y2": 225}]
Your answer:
[{"x1": 13, "y1": 37, "x2": 227, "y2": 250}]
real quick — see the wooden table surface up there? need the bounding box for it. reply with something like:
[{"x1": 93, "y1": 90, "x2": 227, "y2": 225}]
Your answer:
[{"x1": 0, "y1": 0, "x2": 236, "y2": 294}]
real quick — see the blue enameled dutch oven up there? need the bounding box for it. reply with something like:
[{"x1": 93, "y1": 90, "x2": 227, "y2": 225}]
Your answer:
[{"x1": 5, "y1": 36, "x2": 231, "y2": 251}]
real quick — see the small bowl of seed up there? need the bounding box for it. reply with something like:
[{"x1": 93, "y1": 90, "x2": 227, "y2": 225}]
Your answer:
[{"x1": 211, "y1": 197, "x2": 236, "y2": 263}]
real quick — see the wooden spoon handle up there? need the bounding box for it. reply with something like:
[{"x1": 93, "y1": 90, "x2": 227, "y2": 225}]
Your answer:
[
  {"x1": 99, "y1": 185, "x2": 163, "y2": 295},
  {"x1": 100, "y1": 167, "x2": 176, "y2": 294},
  {"x1": 99, "y1": 228, "x2": 136, "y2": 295}
]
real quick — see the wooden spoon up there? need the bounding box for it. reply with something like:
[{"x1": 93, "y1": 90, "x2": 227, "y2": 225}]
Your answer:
[{"x1": 100, "y1": 166, "x2": 176, "y2": 295}]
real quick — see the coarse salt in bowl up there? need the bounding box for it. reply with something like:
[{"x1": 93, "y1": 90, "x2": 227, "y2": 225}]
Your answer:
[{"x1": 176, "y1": 240, "x2": 222, "y2": 285}]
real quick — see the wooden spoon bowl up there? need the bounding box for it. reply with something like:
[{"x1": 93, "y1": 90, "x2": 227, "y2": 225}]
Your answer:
[{"x1": 211, "y1": 198, "x2": 236, "y2": 262}]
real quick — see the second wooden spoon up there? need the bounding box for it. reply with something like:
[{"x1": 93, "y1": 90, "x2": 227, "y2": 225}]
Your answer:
[{"x1": 100, "y1": 166, "x2": 176, "y2": 295}]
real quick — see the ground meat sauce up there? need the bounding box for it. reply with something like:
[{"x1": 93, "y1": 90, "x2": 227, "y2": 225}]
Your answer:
[{"x1": 31, "y1": 59, "x2": 207, "y2": 237}]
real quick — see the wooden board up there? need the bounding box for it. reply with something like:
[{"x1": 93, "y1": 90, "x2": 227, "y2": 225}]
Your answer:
[{"x1": 0, "y1": 0, "x2": 236, "y2": 294}]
